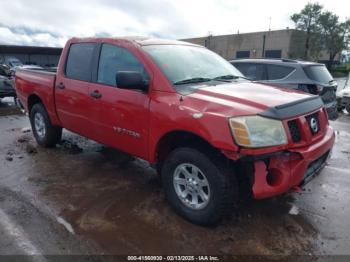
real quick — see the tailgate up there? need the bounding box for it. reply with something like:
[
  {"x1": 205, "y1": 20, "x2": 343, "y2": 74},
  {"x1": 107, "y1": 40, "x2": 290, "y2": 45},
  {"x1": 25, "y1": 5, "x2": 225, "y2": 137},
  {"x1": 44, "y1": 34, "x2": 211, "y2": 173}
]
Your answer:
[{"x1": 15, "y1": 69, "x2": 57, "y2": 114}]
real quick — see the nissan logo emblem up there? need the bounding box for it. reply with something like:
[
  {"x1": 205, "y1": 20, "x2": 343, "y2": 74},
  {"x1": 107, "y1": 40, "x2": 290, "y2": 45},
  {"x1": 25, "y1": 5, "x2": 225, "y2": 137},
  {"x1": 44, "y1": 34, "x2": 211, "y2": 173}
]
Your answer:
[{"x1": 310, "y1": 117, "x2": 318, "y2": 133}]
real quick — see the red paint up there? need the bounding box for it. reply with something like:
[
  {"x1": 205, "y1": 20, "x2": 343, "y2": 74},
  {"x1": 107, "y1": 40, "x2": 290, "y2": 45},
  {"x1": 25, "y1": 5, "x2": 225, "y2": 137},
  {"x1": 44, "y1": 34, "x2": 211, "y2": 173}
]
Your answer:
[
  {"x1": 292, "y1": 186, "x2": 302, "y2": 192},
  {"x1": 252, "y1": 126, "x2": 335, "y2": 199},
  {"x1": 15, "y1": 37, "x2": 335, "y2": 199}
]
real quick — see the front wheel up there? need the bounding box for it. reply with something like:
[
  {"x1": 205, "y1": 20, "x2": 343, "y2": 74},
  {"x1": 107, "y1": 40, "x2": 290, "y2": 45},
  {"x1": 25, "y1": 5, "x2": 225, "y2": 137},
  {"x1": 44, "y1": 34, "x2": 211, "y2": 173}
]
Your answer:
[
  {"x1": 161, "y1": 147, "x2": 237, "y2": 225},
  {"x1": 30, "y1": 103, "x2": 62, "y2": 147}
]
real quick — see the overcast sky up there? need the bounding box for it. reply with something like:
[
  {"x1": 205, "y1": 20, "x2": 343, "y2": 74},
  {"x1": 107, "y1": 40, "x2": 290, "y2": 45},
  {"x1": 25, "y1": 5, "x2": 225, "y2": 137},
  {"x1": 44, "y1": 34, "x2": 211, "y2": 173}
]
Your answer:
[{"x1": 0, "y1": 0, "x2": 349, "y2": 47}]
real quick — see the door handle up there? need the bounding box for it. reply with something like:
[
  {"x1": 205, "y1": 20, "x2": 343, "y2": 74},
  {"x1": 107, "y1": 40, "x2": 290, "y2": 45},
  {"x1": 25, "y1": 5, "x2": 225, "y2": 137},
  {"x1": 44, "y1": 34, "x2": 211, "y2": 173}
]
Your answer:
[
  {"x1": 90, "y1": 90, "x2": 102, "y2": 99},
  {"x1": 56, "y1": 83, "x2": 65, "y2": 89}
]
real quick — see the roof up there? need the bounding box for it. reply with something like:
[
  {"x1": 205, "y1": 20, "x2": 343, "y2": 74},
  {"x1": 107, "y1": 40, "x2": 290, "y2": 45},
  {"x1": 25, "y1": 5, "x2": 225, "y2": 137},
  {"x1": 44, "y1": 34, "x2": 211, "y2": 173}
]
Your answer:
[
  {"x1": 136, "y1": 38, "x2": 200, "y2": 47},
  {"x1": 70, "y1": 36, "x2": 201, "y2": 47},
  {"x1": 229, "y1": 58, "x2": 322, "y2": 66}
]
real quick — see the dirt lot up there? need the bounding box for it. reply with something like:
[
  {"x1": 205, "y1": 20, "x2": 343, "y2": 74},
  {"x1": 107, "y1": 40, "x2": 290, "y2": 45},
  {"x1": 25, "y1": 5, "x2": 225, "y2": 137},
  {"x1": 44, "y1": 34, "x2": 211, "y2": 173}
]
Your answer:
[{"x1": 1, "y1": 97, "x2": 350, "y2": 259}]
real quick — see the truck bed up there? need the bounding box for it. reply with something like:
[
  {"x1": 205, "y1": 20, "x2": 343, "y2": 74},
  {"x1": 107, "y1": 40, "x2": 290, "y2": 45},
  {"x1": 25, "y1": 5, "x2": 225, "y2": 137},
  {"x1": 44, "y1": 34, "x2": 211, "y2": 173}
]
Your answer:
[{"x1": 15, "y1": 68, "x2": 60, "y2": 126}]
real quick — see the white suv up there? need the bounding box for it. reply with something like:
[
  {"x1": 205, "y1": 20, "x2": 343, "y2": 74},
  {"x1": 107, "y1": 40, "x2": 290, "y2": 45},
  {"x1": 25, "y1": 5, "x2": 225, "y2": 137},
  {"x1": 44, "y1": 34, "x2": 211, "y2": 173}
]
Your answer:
[{"x1": 337, "y1": 76, "x2": 350, "y2": 112}]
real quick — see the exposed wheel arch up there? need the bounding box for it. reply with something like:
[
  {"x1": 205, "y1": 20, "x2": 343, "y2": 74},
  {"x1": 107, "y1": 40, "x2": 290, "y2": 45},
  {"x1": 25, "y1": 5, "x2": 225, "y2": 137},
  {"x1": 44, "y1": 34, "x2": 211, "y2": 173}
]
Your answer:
[
  {"x1": 155, "y1": 130, "x2": 225, "y2": 173},
  {"x1": 155, "y1": 130, "x2": 253, "y2": 200},
  {"x1": 27, "y1": 94, "x2": 43, "y2": 113}
]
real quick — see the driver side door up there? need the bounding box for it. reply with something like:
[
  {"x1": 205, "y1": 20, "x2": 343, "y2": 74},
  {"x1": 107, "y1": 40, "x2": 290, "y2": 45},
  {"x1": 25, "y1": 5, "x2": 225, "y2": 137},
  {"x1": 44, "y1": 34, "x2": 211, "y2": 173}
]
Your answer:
[{"x1": 88, "y1": 43, "x2": 151, "y2": 159}]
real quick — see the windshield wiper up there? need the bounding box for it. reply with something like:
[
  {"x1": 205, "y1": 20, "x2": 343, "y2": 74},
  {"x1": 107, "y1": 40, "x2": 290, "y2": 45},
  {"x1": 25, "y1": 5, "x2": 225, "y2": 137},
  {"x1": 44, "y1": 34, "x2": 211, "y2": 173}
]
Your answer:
[
  {"x1": 173, "y1": 77, "x2": 212, "y2": 85},
  {"x1": 212, "y1": 74, "x2": 251, "y2": 81},
  {"x1": 173, "y1": 75, "x2": 250, "y2": 85}
]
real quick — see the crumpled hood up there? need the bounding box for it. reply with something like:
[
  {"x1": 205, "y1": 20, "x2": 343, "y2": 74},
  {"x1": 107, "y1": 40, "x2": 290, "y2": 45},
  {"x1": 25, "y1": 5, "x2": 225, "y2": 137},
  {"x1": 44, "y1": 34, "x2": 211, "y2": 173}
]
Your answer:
[{"x1": 186, "y1": 81, "x2": 312, "y2": 115}]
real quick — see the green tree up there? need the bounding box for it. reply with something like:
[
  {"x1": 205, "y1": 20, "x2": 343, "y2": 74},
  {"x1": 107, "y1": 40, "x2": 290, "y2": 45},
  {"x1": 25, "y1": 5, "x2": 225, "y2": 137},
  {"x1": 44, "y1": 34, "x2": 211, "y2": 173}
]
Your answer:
[
  {"x1": 319, "y1": 12, "x2": 350, "y2": 68},
  {"x1": 291, "y1": 3, "x2": 323, "y2": 59}
]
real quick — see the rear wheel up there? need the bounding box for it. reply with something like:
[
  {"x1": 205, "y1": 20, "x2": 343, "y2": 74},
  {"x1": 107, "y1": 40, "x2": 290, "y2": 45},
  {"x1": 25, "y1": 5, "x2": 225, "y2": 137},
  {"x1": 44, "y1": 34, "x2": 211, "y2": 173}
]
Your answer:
[
  {"x1": 30, "y1": 103, "x2": 62, "y2": 147},
  {"x1": 161, "y1": 147, "x2": 237, "y2": 225}
]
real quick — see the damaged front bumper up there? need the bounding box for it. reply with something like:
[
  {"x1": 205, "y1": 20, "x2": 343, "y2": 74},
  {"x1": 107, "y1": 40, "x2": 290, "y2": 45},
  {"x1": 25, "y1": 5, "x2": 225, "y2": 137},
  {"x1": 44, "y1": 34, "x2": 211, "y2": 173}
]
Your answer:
[{"x1": 242, "y1": 126, "x2": 335, "y2": 199}]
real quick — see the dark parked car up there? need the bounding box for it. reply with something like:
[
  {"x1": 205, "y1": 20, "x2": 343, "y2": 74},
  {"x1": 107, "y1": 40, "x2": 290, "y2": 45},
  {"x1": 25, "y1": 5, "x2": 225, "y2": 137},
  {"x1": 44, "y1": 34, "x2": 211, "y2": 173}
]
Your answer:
[
  {"x1": 4, "y1": 56, "x2": 23, "y2": 68},
  {"x1": 230, "y1": 59, "x2": 338, "y2": 120},
  {"x1": 0, "y1": 64, "x2": 16, "y2": 100}
]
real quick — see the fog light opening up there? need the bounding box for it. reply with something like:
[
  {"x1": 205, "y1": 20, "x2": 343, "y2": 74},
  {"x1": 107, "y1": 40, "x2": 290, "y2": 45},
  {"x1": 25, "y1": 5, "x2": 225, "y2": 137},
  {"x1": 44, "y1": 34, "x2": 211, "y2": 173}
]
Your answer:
[{"x1": 266, "y1": 169, "x2": 283, "y2": 187}]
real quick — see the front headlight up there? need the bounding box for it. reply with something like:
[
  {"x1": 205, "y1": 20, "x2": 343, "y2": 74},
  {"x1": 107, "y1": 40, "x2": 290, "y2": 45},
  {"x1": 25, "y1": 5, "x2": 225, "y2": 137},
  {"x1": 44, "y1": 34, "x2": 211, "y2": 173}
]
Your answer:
[{"x1": 229, "y1": 116, "x2": 287, "y2": 148}]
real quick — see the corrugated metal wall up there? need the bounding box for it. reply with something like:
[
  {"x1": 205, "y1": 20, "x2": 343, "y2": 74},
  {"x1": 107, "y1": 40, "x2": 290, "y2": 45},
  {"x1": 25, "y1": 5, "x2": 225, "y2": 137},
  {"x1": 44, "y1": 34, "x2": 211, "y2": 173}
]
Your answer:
[{"x1": 0, "y1": 45, "x2": 62, "y2": 67}]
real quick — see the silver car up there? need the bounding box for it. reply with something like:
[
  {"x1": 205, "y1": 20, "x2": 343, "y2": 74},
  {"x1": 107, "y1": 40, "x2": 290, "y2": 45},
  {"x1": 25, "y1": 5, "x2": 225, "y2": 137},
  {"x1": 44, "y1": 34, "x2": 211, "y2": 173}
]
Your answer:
[{"x1": 230, "y1": 59, "x2": 338, "y2": 120}]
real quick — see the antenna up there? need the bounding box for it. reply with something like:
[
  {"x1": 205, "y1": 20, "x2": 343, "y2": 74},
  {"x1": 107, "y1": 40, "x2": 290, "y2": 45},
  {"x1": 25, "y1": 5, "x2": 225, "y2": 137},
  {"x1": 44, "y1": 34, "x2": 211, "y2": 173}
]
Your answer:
[{"x1": 269, "y1": 17, "x2": 271, "y2": 31}]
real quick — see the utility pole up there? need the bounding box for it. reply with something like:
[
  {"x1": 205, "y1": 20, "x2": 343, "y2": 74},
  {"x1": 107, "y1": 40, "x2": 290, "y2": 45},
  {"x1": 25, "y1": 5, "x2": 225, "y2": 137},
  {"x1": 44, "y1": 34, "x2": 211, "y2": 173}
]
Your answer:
[{"x1": 262, "y1": 34, "x2": 266, "y2": 58}]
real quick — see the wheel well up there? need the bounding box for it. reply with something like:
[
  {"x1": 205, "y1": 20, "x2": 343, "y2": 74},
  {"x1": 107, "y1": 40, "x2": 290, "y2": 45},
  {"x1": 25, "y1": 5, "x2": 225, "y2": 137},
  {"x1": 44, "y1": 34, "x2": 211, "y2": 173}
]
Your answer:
[
  {"x1": 27, "y1": 94, "x2": 42, "y2": 113},
  {"x1": 156, "y1": 131, "x2": 223, "y2": 167},
  {"x1": 155, "y1": 131, "x2": 253, "y2": 198}
]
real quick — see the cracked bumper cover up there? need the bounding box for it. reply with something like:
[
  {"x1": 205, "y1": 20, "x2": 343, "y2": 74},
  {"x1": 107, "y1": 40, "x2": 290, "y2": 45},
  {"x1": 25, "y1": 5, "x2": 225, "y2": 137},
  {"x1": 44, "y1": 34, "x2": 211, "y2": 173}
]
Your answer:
[{"x1": 252, "y1": 126, "x2": 335, "y2": 199}]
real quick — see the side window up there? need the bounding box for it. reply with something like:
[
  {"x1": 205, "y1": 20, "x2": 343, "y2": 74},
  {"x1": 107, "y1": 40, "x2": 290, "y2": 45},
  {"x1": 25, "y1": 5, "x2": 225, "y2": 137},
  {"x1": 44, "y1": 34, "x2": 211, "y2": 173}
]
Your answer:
[
  {"x1": 233, "y1": 63, "x2": 265, "y2": 80},
  {"x1": 97, "y1": 44, "x2": 149, "y2": 86},
  {"x1": 65, "y1": 43, "x2": 95, "y2": 81},
  {"x1": 266, "y1": 65, "x2": 294, "y2": 80}
]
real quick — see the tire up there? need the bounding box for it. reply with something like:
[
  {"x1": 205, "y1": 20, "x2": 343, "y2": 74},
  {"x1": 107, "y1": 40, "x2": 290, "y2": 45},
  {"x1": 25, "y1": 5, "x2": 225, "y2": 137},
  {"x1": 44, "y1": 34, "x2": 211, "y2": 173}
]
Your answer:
[
  {"x1": 346, "y1": 103, "x2": 350, "y2": 114},
  {"x1": 161, "y1": 147, "x2": 237, "y2": 226},
  {"x1": 337, "y1": 106, "x2": 345, "y2": 112},
  {"x1": 29, "y1": 103, "x2": 62, "y2": 147}
]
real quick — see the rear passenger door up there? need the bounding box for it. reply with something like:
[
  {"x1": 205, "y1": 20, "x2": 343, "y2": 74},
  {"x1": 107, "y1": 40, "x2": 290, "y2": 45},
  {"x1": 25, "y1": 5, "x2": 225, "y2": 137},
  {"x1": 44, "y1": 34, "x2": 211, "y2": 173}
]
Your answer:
[{"x1": 55, "y1": 43, "x2": 99, "y2": 138}]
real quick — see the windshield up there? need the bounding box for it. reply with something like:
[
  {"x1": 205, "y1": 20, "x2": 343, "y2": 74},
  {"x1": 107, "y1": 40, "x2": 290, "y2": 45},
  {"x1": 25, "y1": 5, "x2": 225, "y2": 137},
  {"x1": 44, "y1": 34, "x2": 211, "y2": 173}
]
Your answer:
[
  {"x1": 143, "y1": 44, "x2": 244, "y2": 87},
  {"x1": 303, "y1": 65, "x2": 333, "y2": 84}
]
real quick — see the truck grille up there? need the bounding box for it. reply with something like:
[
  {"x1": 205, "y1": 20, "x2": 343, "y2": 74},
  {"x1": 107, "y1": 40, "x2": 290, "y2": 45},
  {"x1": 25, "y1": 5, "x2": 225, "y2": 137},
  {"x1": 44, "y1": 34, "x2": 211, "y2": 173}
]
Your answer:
[
  {"x1": 286, "y1": 109, "x2": 326, "y2": 145},
  {"x1": 287, "y1": 120, "x2": 301, "y2": 142}
]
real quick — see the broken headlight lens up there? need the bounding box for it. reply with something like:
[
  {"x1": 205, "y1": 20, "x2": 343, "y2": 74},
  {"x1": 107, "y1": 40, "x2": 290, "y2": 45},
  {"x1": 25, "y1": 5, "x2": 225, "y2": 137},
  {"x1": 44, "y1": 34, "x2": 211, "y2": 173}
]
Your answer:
[{"x1": 229, "y1": 116, "x2": 287, "y2": 148}]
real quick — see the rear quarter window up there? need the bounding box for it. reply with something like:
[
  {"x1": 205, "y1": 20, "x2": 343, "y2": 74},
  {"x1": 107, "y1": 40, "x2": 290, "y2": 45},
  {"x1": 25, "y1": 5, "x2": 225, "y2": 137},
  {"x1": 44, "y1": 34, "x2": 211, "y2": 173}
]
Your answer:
[
  {"x1": 65, "y1": 43, "x2": 96, "y2": 81},
  {"x1": 232, "y1": 63, "x2": 266, "y2": 80},
  {"x1": 303, "y1": 65, "x2": 333, "y2": 83},
  {"x1": 266, "y1": 64, "x2": 294, "y2": 80}
]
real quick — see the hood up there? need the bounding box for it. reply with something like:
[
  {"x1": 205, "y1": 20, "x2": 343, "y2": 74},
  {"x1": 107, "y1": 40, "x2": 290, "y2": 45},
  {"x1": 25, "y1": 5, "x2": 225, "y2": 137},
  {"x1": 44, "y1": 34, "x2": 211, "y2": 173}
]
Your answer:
[{"x1": 186, "y1": 81, "x2": 313, "y2": 116}]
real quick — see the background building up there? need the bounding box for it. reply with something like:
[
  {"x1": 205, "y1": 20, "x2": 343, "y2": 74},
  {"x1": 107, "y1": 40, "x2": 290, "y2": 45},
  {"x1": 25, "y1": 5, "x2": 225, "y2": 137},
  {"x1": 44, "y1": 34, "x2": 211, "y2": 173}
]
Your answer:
[
  {"x1": 182, "y1": 29, "x2": 336, "y2": 63},
  {"x1": 0, "y1": 45, "x2": 62, "y2": 67}
]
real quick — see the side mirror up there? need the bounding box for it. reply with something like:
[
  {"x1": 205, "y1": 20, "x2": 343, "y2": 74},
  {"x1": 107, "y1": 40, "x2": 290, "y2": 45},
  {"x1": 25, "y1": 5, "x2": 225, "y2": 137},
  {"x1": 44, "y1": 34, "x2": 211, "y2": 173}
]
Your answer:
[{"x1": 116, "y1": 71, "x2": 148, "y2": 91}]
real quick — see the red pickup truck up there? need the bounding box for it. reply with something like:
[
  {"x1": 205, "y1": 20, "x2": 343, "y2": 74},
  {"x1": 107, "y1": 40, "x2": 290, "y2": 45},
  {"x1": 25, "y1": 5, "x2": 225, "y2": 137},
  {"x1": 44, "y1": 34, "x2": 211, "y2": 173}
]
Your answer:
[{"x1": 15, "y1": 37, "x2": 335, "y2": 225}]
